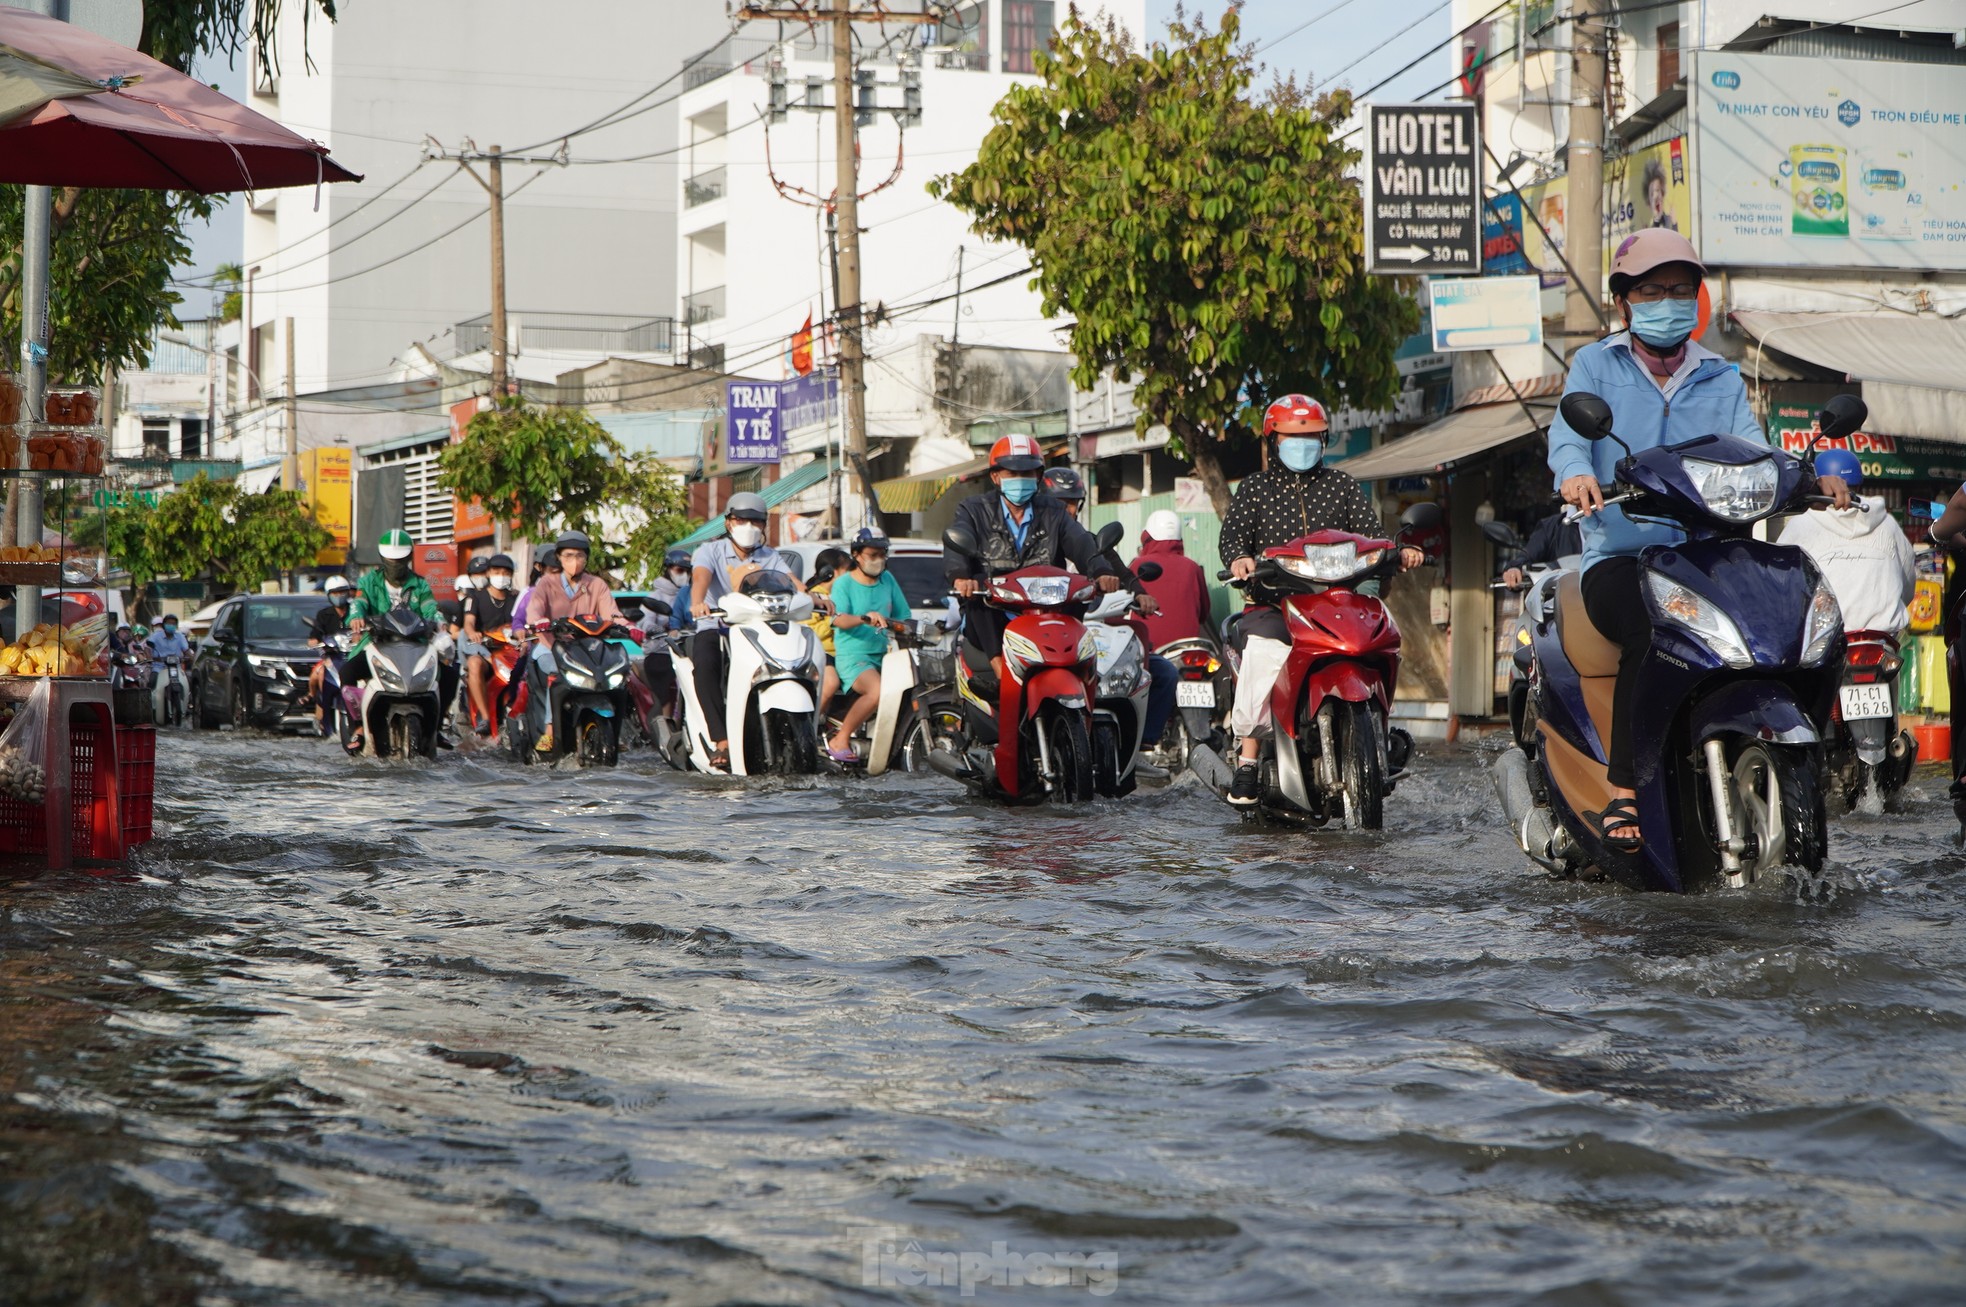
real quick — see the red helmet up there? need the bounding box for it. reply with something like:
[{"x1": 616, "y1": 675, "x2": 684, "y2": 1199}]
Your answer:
[
  {"x1": 1262, "y1": 394, "x2": 1330, "y2": 436},
  {"x1": 988, "y1": 431, "x2": 1045, "y2": 472}
]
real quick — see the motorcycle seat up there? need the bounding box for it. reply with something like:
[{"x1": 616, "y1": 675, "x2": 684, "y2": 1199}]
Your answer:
[{"x1": 1554, "y1": 575, "x2": 1622, "y2": 679}]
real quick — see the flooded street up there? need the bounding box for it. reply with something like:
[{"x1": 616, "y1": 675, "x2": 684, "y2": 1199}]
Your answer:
[{"x1": 4, "y1": 730, "x2": 1965, "y2": 1305}]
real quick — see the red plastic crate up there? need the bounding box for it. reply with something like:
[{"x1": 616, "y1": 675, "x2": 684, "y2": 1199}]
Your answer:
[
  {"x1": 117, "y1": 723, "x2": 155, "y2": 848},
  {"x1": 0, "y1": 707, "x2": 124, "y2": 861}
]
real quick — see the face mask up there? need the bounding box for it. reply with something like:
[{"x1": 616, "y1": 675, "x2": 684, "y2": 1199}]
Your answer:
[
  {"x1": 332, "y1": 595, "x2": 349, "y2": 607},
  {"x1": 1277, "y1": 437, "x2": 1324, "y2": 472},
  {"x1": 457, "y1": 577, "x2": 477, "y2": 591},
  {"x1": 668, "y1": 568, "x2": 689, "y2": 583},
  {"x1": 1627, "y1": 299, "x2": 1699, "y2": 350},
  {"x1": 1000, "y1": 476, "x2": 1038, "y2": 506},
  {"x1": 860, "y1": 557, "x2": 886, "y2": 576},
  {"x1": 381, "y1": 559, "x2": 411, "y2": 584},
  {"x1": 729, "y1": 522, "x2": 765, "y2": 549},
  {"x1": 163, "y1": 623, "x2": 177, "y2": 634},
  {"x1": 488, "y1": 573, "x2": 512, "y2": 591}
]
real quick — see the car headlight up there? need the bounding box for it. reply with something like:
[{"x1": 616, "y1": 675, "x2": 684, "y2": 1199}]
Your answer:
[
  {"x1": 245, "y1": 652, "x2": 288, "y2": 674},
  {"x1": 1684, "y1": 455, "x2": 1779, "y2": 522},
  {"x1": 563, "y1": 664, "x2": 597, "y2": 690},
  {"x1": 1278, "y1": 544, "x2": 1384, "y2": 583},
  {"x1": 1019, "y1": 575, "x2": 1074, "y2": 606},
  {"x1": 1003, "y1": 630, "x2": 1045, "y2": 679},
  {"x1": 1643, "y1": 569, "x2": 1753, "y2": 668},
  {"x1": 1800, "y1": 577, "x2": 1842, "y2": 667}
]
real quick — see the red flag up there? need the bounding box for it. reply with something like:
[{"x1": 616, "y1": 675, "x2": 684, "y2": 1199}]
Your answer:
[{"x1": 791, "y1": 313, "x2": 814, "y2": 377}]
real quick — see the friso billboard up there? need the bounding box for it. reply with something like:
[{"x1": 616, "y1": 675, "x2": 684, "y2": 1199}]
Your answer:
[{"x1": 1693, "y1": 50, "x2": 1966, "y2": 270}]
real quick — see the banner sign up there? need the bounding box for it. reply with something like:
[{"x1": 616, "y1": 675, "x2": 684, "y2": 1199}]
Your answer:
[
  {"x1": 1429, "y1": 276, "x2": 1543, "y2": 351},
  {"x1": 725, "y1": 380, "x2": 783, "y2": 465},
  {"x1": 1365, "y1": 103, "x2": 1482, "y2": 275},
  {"x1": 1603, "y1": 136, "x2": 1692, "y2": 278},
  {"x1": 1481, "y1": 192, "x2": 1532, "y2": 276},
  {"x1": 1694, "y1": 50, "x2": 1966, "y2": 270},
  {"x1": 304, "y1": 446, "x2": 353, "y2": 566},
  {"x1": 779, "y1": 369, "x2": 838, "y2": 434}
]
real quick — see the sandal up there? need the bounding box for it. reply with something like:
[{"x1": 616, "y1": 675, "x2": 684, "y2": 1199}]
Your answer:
[
  {"x1": 1586, "y1": 797, "x2": 1644, "y2": 853},
  {"x1": 707, "y1": 743, "x2": 730, "y2": 772}
]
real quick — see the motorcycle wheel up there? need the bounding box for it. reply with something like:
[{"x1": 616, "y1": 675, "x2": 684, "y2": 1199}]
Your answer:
[
  {"x1": 769, "y1": 711, "x2": 819, "y2": 775},
  {"x1": 1092, "y1": 721, "x2": 1121, "y2": 797},
  {"x1": 578, "y1": 718, "x2": 618, "y2": 768},
  {"x1": 1732, "y1": 743, "x2": 1826, "y2": 875},
  {"x1": 1335, "y1": 700, "x2": 1386, "y2": 831},
  {"x1": 1044, "y1": 709, "x2": 1096, "y2": 805}
]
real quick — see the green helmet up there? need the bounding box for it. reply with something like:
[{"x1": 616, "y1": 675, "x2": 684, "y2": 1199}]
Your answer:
[{"x1": 378, "y1": 528, "x2": 414, "y2": 560}]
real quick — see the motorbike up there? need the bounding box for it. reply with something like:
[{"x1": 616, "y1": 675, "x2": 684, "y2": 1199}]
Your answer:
[
  {"x1": 667, "y1": 571, "x2": 824, "y2": 776},
  {"x1": 152, "y1": 652, "x2": 186, "y2": 726},
  {"x1": 1480, "y1": 518, "x2": 1582, "y2": 748},
  {"x1": 1081, "y1": 576, "x2": 1160, "y2": 796},
  {"x1": 821, "y1": 620, "x2": 945, "y2": 776},
  {"x1": 1825, "y1": 629, "x2": 1916, "y2": 813},
  {"x1": 924, "y1": 521, "x2": 1124, "y2": 805},
  {"x1": 1190, "y1": 504, "x2": 1440, "y2": 829},
  {"x1": 109, "y1": 647, "x2": 154, "y2": 694},
  {"x1": 1491, "y1": 391, "x2": 1860, "y2": 892},
  {"x1": 347, "y1": 609, "x2": 443, "y2": 760},
  {"x1": 1154, "y1": 632, "x2": 1232, "y2": 765},
  {"x1": 506, "y1": 615, "x2": 636, "y2": 767}
]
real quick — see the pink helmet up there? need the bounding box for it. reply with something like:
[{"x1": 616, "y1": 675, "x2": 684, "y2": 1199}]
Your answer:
[{"x1": 1610, "y1": 228, "x2": 1704, "y2": 281}]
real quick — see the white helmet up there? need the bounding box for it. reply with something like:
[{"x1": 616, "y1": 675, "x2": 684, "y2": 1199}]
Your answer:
[
  {"x1": 323, "y1": 576, "x2": 353, "y2": 593},
  {"x1": 1144, "y1": 510, "x2": 1181, "y2": 542}
]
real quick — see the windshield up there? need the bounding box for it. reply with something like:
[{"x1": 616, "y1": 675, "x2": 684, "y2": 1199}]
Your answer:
[
  {"x1": 886, "y1": 555, "x2": 950, "y2": 610},
  {"x1": 243, "y1": 601, "x2": 315, "y2": 642}
]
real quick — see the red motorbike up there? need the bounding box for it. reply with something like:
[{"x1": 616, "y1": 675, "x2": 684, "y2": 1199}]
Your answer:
[
  {"x1": 1200, "y1": 503, "x2": 1441, "y2": 829},
  {"x1": 926, "y1": 522, "x2": 1124, "y2": 804},
  {"x1": 482, "y1": 628, "x2": 527, "y2": 736}
]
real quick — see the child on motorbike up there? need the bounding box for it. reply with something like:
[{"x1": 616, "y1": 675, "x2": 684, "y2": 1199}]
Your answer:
[{"x1": 823, "y1": 531, "x2": 912, "y2": 763}]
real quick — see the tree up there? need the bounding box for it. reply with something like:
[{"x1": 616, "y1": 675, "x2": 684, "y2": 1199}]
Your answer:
[
  {"x1": 144, "y1": 474, "x2": 328, "y2": 591},
  {"x1": 212, "y1": 262, "x2": 244, "y2": 324},
  {"x1": 930, "y1": 8, "x2": 1419, "y2": 515},
  {"x1": 599, "y1": 452, "x2": 696, "y2": 586}
]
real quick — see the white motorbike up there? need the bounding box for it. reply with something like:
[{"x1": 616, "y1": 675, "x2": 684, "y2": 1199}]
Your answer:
[
  {"x1": 345, "y1": 609, "x2": 446, "y2": 761},
  {"x1": 1084, "y1": 587, "x2": 1152, "y2": 796},
  {"x1": 152, "y1": 653, "x2": 187, "y2": 727},
  {"x1": 669, "y1": 572, "x2": 824, "y2": 776}
]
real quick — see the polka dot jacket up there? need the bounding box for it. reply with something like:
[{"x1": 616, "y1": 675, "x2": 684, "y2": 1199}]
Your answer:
[{"x1": 1218, "y1": 464, "x2": 1383, "y2": 565}]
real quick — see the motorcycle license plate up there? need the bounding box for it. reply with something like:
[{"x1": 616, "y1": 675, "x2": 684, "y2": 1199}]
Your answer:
[
  {"x1": 1839, "y1": 684, "x2": 1893, "y2": 721},
  {"x1": 1176, "y1": 681, "x2": 1215, "y2": 708}
]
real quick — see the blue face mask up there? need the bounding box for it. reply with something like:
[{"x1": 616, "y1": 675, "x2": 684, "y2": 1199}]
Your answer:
[
  {"x1": 1277, "y1": 437, "x2": 1324, "y2": 472},
  {"x1": 1627, "y1": 299, "x2": 1699, "y2": 350},
  {"x1": 1000, "y1": 476, "x2": 1038, "y2": 506}
]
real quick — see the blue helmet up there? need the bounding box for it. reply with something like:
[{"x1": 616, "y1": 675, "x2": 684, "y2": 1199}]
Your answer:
[
  {"x1": 851, "y1": 527, "x2": 890, "y2": 554},
  {"x1": 1814, "y1": 447, "x2": 1862, "y2": 490}
]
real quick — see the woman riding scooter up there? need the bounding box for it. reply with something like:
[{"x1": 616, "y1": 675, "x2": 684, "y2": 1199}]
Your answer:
[{"x1": 1548, "y1": 229, "x2": 1851, "y2": 852}]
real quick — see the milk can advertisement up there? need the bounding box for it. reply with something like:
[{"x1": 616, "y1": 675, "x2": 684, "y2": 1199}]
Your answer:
[{"x1": 1693, "y1": 50, "x2": 1966, "y2": 270}]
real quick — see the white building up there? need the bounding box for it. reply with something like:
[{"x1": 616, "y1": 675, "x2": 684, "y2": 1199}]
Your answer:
[{"x1": 241, "y1": 0, "x2": 730, "y2": 399}]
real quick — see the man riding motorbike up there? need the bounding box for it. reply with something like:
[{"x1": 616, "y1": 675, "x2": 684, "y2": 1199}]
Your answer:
[
  {"x1": 145, "y1": 612, "x2": 191, "y2": 664},
  {"x1": 1221, "y1": 394, "x2": 1425, "y2": 806},
  {"x1": 946, "y1": 434, "x2": 1119, "y2": 696},
  {"x1": 343, "y1": 529, "x2": 445, "y2": 753},
  {"x1": 308, "y1": 576, "x2": 354, "y2": 734},
  {"x1": 1498, "y1": 509, "x2": 1583, "y2": 590},
  {"x1": 462, "y1": 553, "x2": 519, "y2": 736},
  {"x1": 1135, "y1": 510, "x2": 1212, "y2": 648},
  {"x1": 1548, "y1": 228, "x2": 1850, "y2": 851},
  {"x1": 650, "y1": 547, "x2": 693, "y2": 617},
  {"x1": 525, "y1": 530, "x2": 626, "y2": 754},
  {"x1": 511, "y1": 543, "x2": 559, "y2": 631}
]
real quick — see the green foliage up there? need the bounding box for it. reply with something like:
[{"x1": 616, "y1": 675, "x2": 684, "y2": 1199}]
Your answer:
[
  {"x1": 212, "y1": 261, "x2": 244, "y2": 324},
  {"x1": 143, "y1": 473, "x2": 329, "y2": 591},
  {"x1": 599, "y1": 452, "x2": 696, "y2": 587},
  {"x1": 930, "y1": 8, "x2": 1419, "y2": 502}
]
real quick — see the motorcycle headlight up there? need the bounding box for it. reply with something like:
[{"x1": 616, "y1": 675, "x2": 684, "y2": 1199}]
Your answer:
[
  {"x1": 374, "y1": 657, "x2": 408, "y2": 691},
  {"x1": 563, "y1": 664, "x2": 597, "y2": 690},
  {"x1": 1643, "y1": 569, "x2": 1753, "y2": 668},
  {"x1": 1800, "y1": 577, "x2": 1842, "y2": 667},
  {"x1": 1683, "y1": 456, "x2": 1779, "y2": 522},
  {"x1": 1019, "y1": 576, "x2": 1075, "y2": 606},
  {"x1": 607, "y1": 670, "x2": 626, "y2": 688},
  {"x1": 1278, "y1": 543, "x2": 1383, "y2": 583},
  {"x1": 1003, "y1": 630, "x2": 1045, "y2": 680},
  {"x1": 413, "y1": 645, "x2": 438, "y2": 679},
  {"x1": 1104, "y1": 641, "x2": 1144, "y2": 696}
]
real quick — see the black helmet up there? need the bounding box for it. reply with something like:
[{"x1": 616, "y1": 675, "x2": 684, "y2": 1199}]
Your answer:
[
  {"x1": 555, "y1": 529, "x2": 591, "y2": 555},
  {"x1": 664, "y1": 547, "x2": 692, "y2": 569},
  {"x1": 486, "y1": 553, "x2": 515, "y2": 572},
  {"x1": 851, "y1": 527, "x2": 890, "y2": 554},
  {"x1": 533, "y1": 543, "x2": 558, "y2": 567},
  {"x1": 466, "y1": 554, "x2": 491, "y2": 575},
  {"x1": 1042, "y1": 466, "x2": 1086, "y2": 502}
]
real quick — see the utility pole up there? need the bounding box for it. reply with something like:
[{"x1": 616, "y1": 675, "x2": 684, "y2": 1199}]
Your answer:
[
  {"x1": 424, "y1": 139, "x2": 568, "y2": 399},
  {"x1": 1564, "y1": 0, "x2": 1606, "y2": 354},
  {"x1": 282, "y1": 316, "x2": 298, "y2": 491}
]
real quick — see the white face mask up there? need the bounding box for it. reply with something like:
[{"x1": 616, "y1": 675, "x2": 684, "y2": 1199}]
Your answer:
[
  {"x1": 859, "y1": 557, "x2": 887, "y2": 576},
  {"x1": 457, "y1": 576, "x2": 477, "y2": 591},
  {"x1": 487, "y1": 572, "x2": 512, "y2": 591},
  {"x1": 729, "y1": 522, "x2": 765, "y2": 549},
  {"x1": 668, "y1": 568, "x2": 689, "y2": 583}
]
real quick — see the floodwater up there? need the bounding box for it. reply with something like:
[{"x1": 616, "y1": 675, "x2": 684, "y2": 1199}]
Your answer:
[{"x1": 3, "y1": 730, "x2": 1965, "y2": 1306}]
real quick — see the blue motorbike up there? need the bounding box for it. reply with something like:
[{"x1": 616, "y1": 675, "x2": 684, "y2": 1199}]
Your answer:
[{"x1": 1493, "y1": 392, "x2": 1862, "y2": 892}]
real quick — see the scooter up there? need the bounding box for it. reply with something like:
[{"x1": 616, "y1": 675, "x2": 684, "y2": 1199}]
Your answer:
[
  {"x1": 152, "y1": 653, "x2": 186, "y2": 727},
  {"x1": 821, "y1": 621, "x2": 938, "y2": 776},
  {"x1": 1480, "y1": 518, "x2": 1582, "y2": 748},
  {"x1": 1083, "y1": 581, "x2": 1156, "y2": 796},
  {"x1": 1825, "y1": 630, "x2": 1916, "y2": 813},
  {"x1": 669, "y1": 571, "x2": 824, "y2": 776},
  {"x1": 924, "y1": 522, "x2": 1120, "y2": 804},
  {"x1": 1491, "y1": 392, "x2": 1858, "y2": 892},
  {"x1": 347, "y1": 609, "x2": 443, "y2": 760},
  {"x1": 1155, "y1": 632, "x2": 1231, "y2": 764},
  {"x1": 507, "y1": 616, "x2": 635, "y2": 767},
  {"x1": 1190, "y1": 504, "x2": 1440, "y2": 829}
]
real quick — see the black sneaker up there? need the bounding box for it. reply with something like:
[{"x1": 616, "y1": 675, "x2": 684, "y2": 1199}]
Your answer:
[{"x1": 1228, "y1": 762, "x2": 1261, "y2": 806}]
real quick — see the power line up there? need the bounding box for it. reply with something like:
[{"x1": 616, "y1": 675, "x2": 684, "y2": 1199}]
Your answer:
[
  {"x1": 1253, "y1": 0, "x2": 1373, "y2": 55},
  {"x1": 174, "y1": 159, "x2": 432, "y2": 289},
  {"x1": 505, "y1": 21, "x2": 744, "y2": 154}
]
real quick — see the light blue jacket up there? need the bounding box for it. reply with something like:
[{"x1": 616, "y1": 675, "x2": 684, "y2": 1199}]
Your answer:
[{"x1": 1546, "y1": 332, "x2": 1766, "y2": 572}]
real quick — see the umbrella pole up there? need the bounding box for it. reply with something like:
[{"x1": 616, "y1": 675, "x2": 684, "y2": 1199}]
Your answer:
[{"x1": 15, "y1": 184, "x2": 49, "y2": 620}]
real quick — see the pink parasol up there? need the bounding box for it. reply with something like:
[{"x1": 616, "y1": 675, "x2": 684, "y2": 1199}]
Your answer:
[{"x1": 0, "y1": 4, "x2": 358, "y2": 193}]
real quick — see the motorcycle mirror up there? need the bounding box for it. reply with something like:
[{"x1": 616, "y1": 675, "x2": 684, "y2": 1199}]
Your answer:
[
  {"x1": 1817, "y1": 394, "x2": 1869, "y2": 444},
  {"x1": 1399, "y1": 502, "x2": 1444, "y2": 531},
  {"x1": 1479, "y1": 519, "x2": 1524, "y2": 550},
  {"x1": 644, "y1": 599, "x2": 672, "y2": 618},
  {"x1": 1095, "y1": 521, "x2": 1125, "y2": 552},
  {"x1": 1559, "y1": 391, "x2": 1619, "y2": 446},
  {"x1": 1135, "y1": 561, "x2": 1164, "y2": 582},
  {"x1": 942, "y1": 525, "x2": 981, "y2": 559}
]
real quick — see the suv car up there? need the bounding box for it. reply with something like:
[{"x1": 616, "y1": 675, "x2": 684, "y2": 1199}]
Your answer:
[{"x1": 190, "y1": 593, "x2": 329, "y2": 731}]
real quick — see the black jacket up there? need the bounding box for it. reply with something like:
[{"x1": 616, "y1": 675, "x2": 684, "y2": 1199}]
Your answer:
[
  {"x1": 1218, "y1": 464, "x2": 1382, "y2": 565},
  {"x1": 945, "y1": 489, "x2": 1116, "y2": 582},
  {"x1": 1498, "y1": 512, "x2": 1583, "y2": 575}
]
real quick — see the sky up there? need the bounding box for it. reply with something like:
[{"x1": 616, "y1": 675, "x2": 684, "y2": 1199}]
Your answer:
[{"x1": 169, "y1": 0, "x2": 1461, "y2": 316}]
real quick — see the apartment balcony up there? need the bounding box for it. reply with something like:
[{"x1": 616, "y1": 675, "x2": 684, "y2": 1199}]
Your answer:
[
  {"x1": 684, "y1": 286, "x2": 725, "y2": 326},
  {"x1": 684, "y1": 166, "x2": 727, "y2": 208}
]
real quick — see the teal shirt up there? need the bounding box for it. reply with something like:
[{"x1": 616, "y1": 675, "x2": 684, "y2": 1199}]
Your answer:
[{"x1": 829, "y1": 570, "x2": 910, "y2": 666}]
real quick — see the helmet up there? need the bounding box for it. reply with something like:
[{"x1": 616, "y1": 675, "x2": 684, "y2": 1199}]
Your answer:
[
  {"x1": 1263, "y1": 394, "x2": 1329, "y2": 436},
  {"x1": 323, "y1": 575, "x2": 353, "y2": 593},
  {"x1": 1143, "y1": 509, "x2": 1181, "y2": 541},
  {"x1": 851, "y1": 527, "x2": 890, "y2": 553},
  {"x1": 466, "y1": 555, "x2": 491, "y2": 575},
  {"x1": 1814, "y1": 447, "x2": 1863, "y2": 489},
  {"x1": 1609, "y1": 228, "x2": 1705, "y2": 283},
  {"x1": 664, "y1": 547, "x2": 692, "y2": 569},
  {"x1": 555, "y1": 529, "x2": 592, "y2": 554},
  {"x1": 486, "y1": 553, "x2": 515, "y2": 573},
  {"x1": 725, "y1": 491, "x2": 768, "y2": 521},
  {"x1": 1041, "y1": 466, "x2": 1086, "y2": 502},
  {"x1": 378, "y1": 528, "x2": 414, "y2": 560},
  {"x1": 988, "y1": 431, "x2": 1044, "y2": 472},
  {"x1": 132, "y1": 623, "x2": 149, "y2": 638},
  {"x1": 534, "y1": 543, "x2": 558, "y2": 567}
]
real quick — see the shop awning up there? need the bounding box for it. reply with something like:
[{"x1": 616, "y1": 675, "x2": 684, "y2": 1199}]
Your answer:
[
  {"x1": 1734, "y1": 311, "x2": 1966, "y2": 443},
  {"x1": 669, "y1": 460, "x2": 835, "y2": 550},
  {"x1": 1335, "y1": 399, "x2": 1552, "y2": 481},
  {"x1": 873, "y1": 453, "x2": 988, "y2": 514}
]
